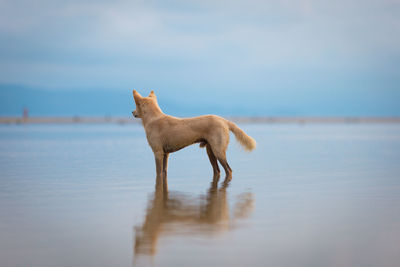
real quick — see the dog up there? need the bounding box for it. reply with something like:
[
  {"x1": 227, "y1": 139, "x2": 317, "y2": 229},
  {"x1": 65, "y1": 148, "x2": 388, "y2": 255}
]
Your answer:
[{"x1": 132, "y1": 90, "x2": 256, "y2": 180}]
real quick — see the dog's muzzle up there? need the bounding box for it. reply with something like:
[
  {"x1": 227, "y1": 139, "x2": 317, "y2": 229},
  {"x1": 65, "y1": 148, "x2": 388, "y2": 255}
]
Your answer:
[{"x1": 132, "y1": 111, "x2": 138, "y2": 118}]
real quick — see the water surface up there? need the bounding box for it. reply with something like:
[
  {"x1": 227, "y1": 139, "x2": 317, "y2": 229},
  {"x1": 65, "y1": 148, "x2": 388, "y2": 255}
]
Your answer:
[{"x1": 0, "y1": 123, "x2": 399, "y2": 267}]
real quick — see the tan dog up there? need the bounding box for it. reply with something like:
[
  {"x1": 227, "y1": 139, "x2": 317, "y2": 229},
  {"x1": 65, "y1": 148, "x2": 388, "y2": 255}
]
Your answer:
[{"x1": 132, "y1": 90, "x2": 256, "y2": 180}]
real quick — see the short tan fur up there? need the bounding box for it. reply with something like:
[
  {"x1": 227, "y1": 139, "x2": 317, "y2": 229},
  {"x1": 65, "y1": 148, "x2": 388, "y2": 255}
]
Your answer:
[{"x1": 132, "y1": 90, "x2": 256, "y2": 180}]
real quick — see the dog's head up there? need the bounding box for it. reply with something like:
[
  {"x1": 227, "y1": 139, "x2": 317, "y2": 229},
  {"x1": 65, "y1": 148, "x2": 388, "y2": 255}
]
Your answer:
[{"x1": 132, "y1": 90, "x2": 158, "y2": 118}]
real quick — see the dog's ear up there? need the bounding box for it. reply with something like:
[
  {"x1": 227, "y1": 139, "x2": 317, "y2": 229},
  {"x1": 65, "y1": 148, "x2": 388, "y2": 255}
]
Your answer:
[
  {"x1": 133, "y1": 90, "x2": 142, "y2": 103},
  {"x1": 148, "y1": 90, "x2": 156, "y2": 98}
]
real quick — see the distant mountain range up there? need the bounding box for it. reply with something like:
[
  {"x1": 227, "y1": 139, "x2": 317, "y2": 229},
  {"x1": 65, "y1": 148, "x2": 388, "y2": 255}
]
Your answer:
[
  {"x1": 1, "y1": 84, "x2": 399, "y2": 117},
  {"x1": 0, "y1": 84, "x2": 289, "y2": 117},
  {"x1": 0, "y1": 84, "x2": 194, "y2": 117}
]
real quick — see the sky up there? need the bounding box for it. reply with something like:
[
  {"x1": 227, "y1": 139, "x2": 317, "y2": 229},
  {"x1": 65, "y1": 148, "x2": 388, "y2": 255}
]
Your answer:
[{"x1": 0, "y1": 0, "x2": 399, "y2": 116}]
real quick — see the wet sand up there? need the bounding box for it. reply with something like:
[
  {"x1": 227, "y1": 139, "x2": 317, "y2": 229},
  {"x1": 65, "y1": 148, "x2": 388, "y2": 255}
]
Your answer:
[{"x1": 0, "y1": 123, "x2": 399, "y2": 266}]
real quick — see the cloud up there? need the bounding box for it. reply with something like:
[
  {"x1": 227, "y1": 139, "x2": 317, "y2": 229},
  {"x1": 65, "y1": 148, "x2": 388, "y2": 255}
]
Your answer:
[{"x1": 0, "y1": 0, "x2": 399, "y2": 94}]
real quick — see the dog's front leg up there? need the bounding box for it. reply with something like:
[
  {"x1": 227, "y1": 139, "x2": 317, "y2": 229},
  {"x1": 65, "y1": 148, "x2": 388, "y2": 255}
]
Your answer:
[
  {"x1": 163, "y1": 153, "x2": 169, "y2": 180},
  {"x1": 154, "y1": 151, "x2": 164, "y2": 179}
]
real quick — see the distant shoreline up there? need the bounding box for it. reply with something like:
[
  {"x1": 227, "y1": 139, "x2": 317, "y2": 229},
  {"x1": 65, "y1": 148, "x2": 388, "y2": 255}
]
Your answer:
[{"x1": 1, "y1": 116, "x2": 400, "y2": 124}]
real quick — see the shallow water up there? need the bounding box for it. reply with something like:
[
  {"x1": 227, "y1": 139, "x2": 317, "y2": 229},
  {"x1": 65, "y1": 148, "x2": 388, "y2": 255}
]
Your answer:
[{"x1": 0, "y1": 123, "x2": 399, "y2": 267}]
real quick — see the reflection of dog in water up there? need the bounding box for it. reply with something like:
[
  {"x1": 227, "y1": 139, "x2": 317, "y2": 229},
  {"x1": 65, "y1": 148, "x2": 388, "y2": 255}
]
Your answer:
[
  {"x1": 134, "y1": 177, "x2": 254, "y2": 256},
  {"x1": 132, "y1": 90, "x2": 256, "y2": 180}
]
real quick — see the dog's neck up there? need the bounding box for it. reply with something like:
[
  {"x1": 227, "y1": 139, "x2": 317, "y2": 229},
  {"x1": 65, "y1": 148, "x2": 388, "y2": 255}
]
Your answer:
[{"x1": 141, "y1": 105, "x2": 164, "y2": 126}]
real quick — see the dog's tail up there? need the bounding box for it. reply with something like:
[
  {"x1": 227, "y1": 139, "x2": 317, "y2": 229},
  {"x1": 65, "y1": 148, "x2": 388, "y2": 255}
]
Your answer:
[{"x1": 226, "y1": 120, "x2": 256, "y2": 151}]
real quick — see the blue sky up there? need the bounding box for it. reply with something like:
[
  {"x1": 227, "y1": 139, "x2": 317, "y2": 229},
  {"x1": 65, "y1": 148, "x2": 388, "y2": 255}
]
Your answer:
[{"x1": 0, "y1": 0, "x2": 399, "y2": 116}]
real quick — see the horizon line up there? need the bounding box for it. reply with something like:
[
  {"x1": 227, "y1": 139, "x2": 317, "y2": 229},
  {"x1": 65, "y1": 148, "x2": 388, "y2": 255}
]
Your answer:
[{"x1": 1, "y1": 116, "x2": 400, "y2": 125}]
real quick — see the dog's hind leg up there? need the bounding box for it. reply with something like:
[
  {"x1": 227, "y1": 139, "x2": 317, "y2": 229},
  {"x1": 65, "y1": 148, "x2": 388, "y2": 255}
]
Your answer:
[
  {"x1": 207, "y1": 128, "x2": 231, "y2": 179},
  {"x1": 217, "y1": 155, "x2": 232, "y2": 180},
  {"x1": 206, "y1": 143, "x2": 220, "y2": 179},
  {"x1": 211, "y1": 146, "x2": 232, "y2": 180}
]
